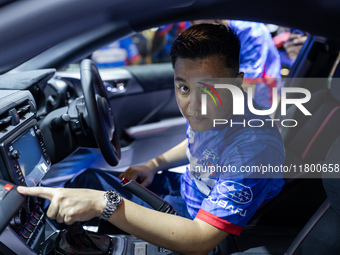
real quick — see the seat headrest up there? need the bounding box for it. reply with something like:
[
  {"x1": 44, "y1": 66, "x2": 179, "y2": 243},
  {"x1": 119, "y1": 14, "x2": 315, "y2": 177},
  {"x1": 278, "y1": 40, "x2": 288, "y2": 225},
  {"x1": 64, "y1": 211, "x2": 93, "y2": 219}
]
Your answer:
[
  {"x1": 329, "y1": 64, "x2": 340, "y2": 103},
  {"x1": 330, "y1": 78, "x2": 340, "y2": 103},
  {"x1": 322, "y1": 136, "x2": 340, "y2": 215}
]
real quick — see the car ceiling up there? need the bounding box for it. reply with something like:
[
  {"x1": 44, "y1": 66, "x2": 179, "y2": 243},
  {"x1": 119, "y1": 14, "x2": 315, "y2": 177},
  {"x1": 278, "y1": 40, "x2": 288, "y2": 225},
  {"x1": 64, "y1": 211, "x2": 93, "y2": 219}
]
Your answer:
[{"x1": 0, "y1": 0, "x2": 339, "y2": 74}]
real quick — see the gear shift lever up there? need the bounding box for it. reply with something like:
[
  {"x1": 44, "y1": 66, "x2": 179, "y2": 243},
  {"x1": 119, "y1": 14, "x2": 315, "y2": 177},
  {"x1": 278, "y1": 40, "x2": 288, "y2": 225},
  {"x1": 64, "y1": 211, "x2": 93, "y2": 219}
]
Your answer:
[{"x1": 54, "y1": 223, "x2": 113, "y2": 255}]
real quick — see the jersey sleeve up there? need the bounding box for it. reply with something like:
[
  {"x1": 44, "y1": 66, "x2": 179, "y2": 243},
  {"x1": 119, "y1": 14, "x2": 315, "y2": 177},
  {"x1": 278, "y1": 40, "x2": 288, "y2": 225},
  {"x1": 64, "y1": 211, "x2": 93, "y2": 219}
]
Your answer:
[
  {"x1": 196, "y1": 178, "x2": 270, "y2": 235},
  {"x1": 235, "y1": 22, "x2": 270, "y2": 79}
]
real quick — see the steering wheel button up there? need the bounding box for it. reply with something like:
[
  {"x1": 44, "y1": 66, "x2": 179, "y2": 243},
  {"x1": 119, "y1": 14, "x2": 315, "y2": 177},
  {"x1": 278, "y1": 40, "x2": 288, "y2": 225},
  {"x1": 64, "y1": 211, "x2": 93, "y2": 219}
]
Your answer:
[
  {"x1": 21, "y1": 230, "x2": 31, "y2": 239},
  {"x1": 134, "y1": 243, "x2": 147, "y2": 255},
  {"x1": 25, "y1": 223, "x2": 34, "y2": 232},
  {"x1": 33, "y1": 212, "x2": 41, "y2": 220},
  {"x1": 29, "y1": 218, "x2": 38, "y2": 226},
  {"x1": 159, "y1": 247, "x2": 171, "y2": 253},
  {"x1": 3, "y1": 184, "x2": 13, "y2": 191}
]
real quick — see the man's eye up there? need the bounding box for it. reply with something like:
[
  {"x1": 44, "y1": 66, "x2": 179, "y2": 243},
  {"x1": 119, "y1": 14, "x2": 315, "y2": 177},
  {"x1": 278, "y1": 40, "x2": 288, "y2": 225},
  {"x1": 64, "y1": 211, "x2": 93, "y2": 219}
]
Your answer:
[{"x1": 180, "y1": 86, "x2": 190, "y2": 93}]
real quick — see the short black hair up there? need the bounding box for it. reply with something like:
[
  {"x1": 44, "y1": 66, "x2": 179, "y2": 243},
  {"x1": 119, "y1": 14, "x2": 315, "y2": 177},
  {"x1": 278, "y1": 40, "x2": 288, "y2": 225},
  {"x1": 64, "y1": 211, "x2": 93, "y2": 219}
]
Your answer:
[{"x1": 170, "y1": 23, "x2": 240, "y2": 74}]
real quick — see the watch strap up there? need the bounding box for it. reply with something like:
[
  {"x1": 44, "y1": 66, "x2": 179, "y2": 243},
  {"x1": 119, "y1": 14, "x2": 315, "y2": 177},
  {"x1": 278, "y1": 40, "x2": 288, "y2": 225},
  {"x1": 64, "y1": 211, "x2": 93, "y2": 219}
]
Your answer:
[{"x1": 99, "y1": 190, "x2": 121, "y2": 221}]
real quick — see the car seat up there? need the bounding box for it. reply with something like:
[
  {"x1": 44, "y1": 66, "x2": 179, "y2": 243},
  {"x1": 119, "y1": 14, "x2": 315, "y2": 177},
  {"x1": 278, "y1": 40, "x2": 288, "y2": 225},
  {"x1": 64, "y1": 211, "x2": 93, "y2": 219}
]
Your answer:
[
  {"x1": 249, "y1": 64, "x2": 340, "y2": 227},
  {"x1": 252, "y1": 79, "x2": 339, "y2": 213},
  {"x1": 283, "y1": 75, "x2": 340, "y2": 169},
  {"x1": 224, "y1": 130, "x2": 340, "y2": 255},
  {"x1": 284, "y1": 136, "x2": 340, "y2": 255},
  {"x1": 280, "y1": 61, "x2": 340, "y2": 165}
]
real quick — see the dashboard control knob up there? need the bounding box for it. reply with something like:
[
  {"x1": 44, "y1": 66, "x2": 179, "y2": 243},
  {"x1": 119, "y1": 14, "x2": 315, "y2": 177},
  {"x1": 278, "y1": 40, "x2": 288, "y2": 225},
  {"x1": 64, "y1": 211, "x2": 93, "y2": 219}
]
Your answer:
[
  {"x1": 51, "y1": 113, "x2": 71, "y2": 129},
  {"x1": 36, "y1": 129, "x2": 42, "y2": 137},
  {"x1": 9, "y1": 208, "x2": 26, "y2": 229},
  {"x1": 11, "y1": 149, "x2": 20, "y2": 159}
]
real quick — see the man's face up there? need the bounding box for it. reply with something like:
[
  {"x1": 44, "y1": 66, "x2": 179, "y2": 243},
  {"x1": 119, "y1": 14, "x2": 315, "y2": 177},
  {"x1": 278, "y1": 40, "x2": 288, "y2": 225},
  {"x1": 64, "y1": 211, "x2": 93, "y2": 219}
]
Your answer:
[{"x1": 174, "y1": 56, "x2": 243, "y2": 132}]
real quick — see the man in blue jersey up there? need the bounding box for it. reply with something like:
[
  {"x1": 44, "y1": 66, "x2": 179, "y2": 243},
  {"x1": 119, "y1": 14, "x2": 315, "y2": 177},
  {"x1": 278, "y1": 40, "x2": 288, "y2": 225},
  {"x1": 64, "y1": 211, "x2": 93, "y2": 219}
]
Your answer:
[{"x1": 18, "y1": 24, "x2": 285, "y2": 254}]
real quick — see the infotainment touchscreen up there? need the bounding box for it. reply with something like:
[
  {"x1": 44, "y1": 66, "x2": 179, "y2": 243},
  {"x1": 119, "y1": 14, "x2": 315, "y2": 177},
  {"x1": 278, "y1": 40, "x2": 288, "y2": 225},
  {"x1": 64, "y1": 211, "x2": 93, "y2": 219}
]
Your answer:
[{"x1": 12, "y1": 127, "x2": 49, "y2": 187}]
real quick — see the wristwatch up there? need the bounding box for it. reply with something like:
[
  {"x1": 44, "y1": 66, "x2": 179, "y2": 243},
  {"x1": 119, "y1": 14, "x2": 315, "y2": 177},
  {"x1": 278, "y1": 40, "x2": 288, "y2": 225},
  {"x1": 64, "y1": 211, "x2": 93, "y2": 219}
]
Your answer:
[{"x1": 99, "y1": 190, "x2": 122, "y2": 221}]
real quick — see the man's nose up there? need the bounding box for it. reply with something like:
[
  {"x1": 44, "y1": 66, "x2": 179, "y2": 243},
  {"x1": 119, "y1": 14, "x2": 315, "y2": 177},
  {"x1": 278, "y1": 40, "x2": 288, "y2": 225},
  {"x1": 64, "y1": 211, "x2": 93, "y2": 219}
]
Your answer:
[{"x1": 189, "y1": 93, "x2": 201, "y2": 112}]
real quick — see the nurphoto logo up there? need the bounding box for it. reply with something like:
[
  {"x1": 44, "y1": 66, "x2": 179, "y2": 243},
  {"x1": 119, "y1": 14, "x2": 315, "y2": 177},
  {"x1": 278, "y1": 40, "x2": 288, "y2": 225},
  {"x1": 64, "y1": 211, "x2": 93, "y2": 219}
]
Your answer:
[{"x1": 196, "y1": 79, "x2": 312, "y2": 128}]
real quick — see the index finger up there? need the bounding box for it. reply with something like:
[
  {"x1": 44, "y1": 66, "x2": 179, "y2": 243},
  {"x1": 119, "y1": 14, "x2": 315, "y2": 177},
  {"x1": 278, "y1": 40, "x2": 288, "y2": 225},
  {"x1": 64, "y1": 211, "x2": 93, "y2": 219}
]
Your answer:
[{"x1": 17, "y1": 186, "x2": 55, "y2": 201}]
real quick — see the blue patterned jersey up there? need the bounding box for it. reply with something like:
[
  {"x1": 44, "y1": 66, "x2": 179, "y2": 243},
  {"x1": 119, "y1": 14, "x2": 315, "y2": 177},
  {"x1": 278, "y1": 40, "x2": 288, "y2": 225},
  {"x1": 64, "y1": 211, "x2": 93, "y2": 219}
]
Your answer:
[
  {"x1": 181, "y1": 97, "x2": 285, "y2": 235},
  {"x1": 229, "y1": 20, "x2": 282, "y2": 109}
]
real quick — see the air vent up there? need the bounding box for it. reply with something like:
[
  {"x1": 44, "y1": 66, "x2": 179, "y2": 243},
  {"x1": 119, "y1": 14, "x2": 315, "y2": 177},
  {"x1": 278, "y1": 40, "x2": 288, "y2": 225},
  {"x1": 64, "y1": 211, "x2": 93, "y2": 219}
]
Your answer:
[
  {"x1": 0, "y1": 100, "x2": 35, "y2": 133},
  {"x1": 0, "y1": 90, "x2": 36, "y2": 140},
  {"x1": 0, "y1": 111, "x2": 11, "y2": 131},
  {"x1": 15, "y1": 100, "x2": 31, "y2": 119}
]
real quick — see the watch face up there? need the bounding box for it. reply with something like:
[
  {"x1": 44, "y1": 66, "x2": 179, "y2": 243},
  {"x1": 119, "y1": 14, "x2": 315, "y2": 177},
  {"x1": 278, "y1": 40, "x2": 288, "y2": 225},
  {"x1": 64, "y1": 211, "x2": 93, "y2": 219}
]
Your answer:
[{"x1": 106, "y1": 190, "x2": 122, "y2": 205}]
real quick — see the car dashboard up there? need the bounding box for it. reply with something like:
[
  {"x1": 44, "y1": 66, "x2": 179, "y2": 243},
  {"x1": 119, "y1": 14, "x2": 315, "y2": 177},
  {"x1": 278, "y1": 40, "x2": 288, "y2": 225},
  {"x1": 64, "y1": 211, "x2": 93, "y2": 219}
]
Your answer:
[
  {"x1": 0, "y1": 89, "x2": 57, "y2": 254},
  {"x1": 0, "y1": 68, "x2": 180, "y2": 254}
]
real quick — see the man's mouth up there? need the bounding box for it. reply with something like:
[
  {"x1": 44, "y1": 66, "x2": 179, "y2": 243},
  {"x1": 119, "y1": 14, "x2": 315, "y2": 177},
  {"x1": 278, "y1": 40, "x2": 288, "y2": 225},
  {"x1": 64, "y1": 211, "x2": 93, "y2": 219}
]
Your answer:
[{"x1": 189, "y1": 115, "x2": 206, "y2": 122}]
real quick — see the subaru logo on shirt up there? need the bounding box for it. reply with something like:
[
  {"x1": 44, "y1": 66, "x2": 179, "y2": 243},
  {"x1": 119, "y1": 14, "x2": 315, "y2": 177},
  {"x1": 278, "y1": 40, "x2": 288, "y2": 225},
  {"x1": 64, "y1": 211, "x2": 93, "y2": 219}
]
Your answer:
[{"x1": 217, "y1": 181, "x2": 253, "y2": 204}]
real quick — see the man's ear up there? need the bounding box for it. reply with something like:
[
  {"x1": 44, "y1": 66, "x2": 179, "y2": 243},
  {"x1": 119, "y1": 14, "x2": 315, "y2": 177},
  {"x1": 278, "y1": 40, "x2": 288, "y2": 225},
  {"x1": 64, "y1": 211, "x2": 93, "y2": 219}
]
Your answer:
[{"x1": 235, "y1": 72, "x2": 244, "y2": 87}]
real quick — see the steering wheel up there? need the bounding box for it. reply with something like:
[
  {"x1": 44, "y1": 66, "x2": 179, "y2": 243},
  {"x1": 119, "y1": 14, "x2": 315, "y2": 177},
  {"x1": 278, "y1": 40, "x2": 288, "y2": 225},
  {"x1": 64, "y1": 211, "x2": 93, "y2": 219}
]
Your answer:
[{"x1": 80, "y1": 59, "x2": 121, "y2": 166}]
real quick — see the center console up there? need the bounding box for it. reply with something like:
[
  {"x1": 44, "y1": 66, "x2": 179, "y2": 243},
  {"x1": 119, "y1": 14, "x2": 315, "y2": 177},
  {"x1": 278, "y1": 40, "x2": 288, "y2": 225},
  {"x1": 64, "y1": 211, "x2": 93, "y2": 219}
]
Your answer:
[
  {"x1": 0, "y1": 90, "x2": 177, "y2": 254},
  {"x1": 0, "y1": 90, "x2": 56, "y2": 254}
]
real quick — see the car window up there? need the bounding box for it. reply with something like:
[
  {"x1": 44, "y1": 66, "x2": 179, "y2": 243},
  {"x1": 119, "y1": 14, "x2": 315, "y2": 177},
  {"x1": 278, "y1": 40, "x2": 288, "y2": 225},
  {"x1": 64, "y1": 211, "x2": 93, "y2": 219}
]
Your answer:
[{"x1": 62, "y1": 22, "x2": 308, "y2": 79}]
